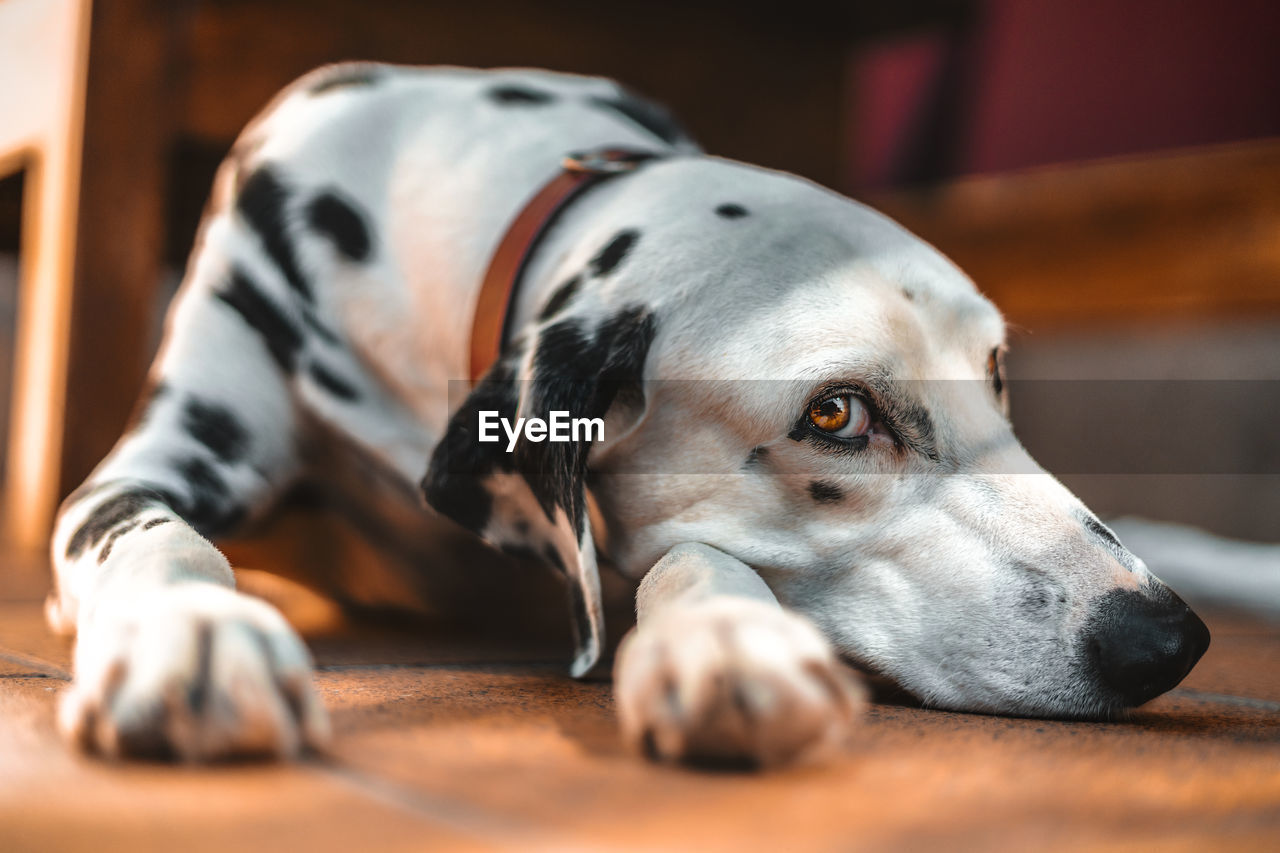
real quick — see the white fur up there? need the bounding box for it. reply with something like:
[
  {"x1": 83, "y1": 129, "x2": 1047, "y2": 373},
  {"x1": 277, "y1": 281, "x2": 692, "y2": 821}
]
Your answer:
[
  {"x1": 616, "y1": 596, "x2": 864, "y2": 767},
  {"x1": 60, "y1": 582, "x2": 328, "y2": 760}
]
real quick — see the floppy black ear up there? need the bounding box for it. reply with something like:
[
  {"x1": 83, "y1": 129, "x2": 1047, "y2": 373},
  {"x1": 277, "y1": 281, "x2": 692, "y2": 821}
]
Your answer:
[{"x1": 422, "y1": 305, "x2": 655, "y2": 677}]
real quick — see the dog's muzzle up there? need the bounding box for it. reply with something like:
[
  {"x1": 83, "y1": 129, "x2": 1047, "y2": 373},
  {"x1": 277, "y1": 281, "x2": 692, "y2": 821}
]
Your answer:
[{"x1": 1083, "y1": 586, "x2": 1211, "y2": 707}]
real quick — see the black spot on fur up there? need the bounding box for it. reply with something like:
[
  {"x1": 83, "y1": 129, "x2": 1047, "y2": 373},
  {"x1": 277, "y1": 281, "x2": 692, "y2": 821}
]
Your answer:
[
  {"x1": 542, "y1": 544, "x2": 567, "y2": 576},
  {"x1": 307, "y1": 362, "x2": 361, "y2": 401},
  {"x1": 300, "y1": 307, "x2": 342, "y2": 345},
  {"x1": 1017, "y1": 569, "x2": 1066, "y2": 618},
  {"x1": 808, "y1": 481, "x2": 844, "y2": 504},
  {"x1": 589, "y1": 91, "x2": 693, "y2": 147},
  {"x1": 539, "y1": 275, "x2": 581, "y2": 321},
  {"x1": 425, "y1": 307, "x2": 656, "y2": 546},
  {"x1": 422, "y1": 360, "x2": 521, "y2": 535},
  {"x1": 1020, "y1": 585, "x2": 1053, "y2": 616},
  {"x1": 426, "y1": 468, "x2": 493, "y2": 538},
  {"x1": 588, "y1": 230, "x2": 639, "y2": 277},
  {"x1": 902, "y1": 287, "x2": 916, "y2": 302},
  {"x1": 715, "y1": 203, "x2": 749, "y2": 219},
  {"x1": 309, "y1": 65, "x2": 382, "y2": 95},
  {"x1": 592, "y1": 307, "x2": 657, "y2": 388},
  {"x1": 488, "y1": 85, "x2": 556, "y2": 105},
  {"x1": 521, "y1": 306, "x2": 656, "y2": 535},
  {"x1": 236, "y1": 167, "x2": 311, "y2": 300},
  {"x1": 306, "y1": 190, "x2": 371, "y2": 262},
  {"x1": 175, "y1": 457, "x2": 244, "y2": 537},
  {"x1": 188, "y1": 622, "x2": 214, "y2": 714},
  {"x1": 66, "y1": 490, "x2": 168, "y2": 560},
  {"x1": 177, "y1": 455, "x2": 226, "y2": 498},
  {"x1": 565, "y1": 571, "x2": 592, "y2": 656},
  {"x1": 183, "y1": 397, "x2": 250, "y2": 464},
  {"x1": 96, "y1": 520, "x2": 140, "y2": 564},
  {"x1": 744, "y1": 446, "x2": 769, "y2": 467},
  {"x1": 67, "y1": 472, "x2": 246, "y2": 559},
  {"x1": 215, "y1": 266, "x2": 304, "y2": 372},
  {"x1": 1022, "y1": 586, "x2": 1051, "y2": 613}
]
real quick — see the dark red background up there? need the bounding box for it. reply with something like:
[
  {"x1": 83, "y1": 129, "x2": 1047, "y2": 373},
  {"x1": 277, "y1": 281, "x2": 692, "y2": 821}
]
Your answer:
[{"x1": 850, "y1": 0, "x2": 1280, "y2": 187}]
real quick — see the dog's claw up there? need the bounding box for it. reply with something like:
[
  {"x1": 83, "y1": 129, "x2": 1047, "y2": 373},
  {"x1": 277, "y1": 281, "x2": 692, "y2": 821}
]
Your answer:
[{"x1": 614, "y1": 598, "x2": 866, "y2": 769}]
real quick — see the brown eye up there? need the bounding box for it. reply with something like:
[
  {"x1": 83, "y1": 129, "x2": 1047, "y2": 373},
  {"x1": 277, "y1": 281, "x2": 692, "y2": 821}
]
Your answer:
[
  {"x1": 988, "y1": 347, "x2": 1005, "y2": 396},
  {"x1": 808, "y1": 394, "x2": 871, "y2": 438}
]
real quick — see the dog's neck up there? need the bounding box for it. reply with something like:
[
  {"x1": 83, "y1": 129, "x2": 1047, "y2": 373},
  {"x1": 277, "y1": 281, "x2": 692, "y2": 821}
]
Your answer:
[
  {"x1": 470, "y1": 148, "x2": 665, "y2": 384},
  {"x1": 492, "y1": 156, "x2": 683, "y2": 362}
]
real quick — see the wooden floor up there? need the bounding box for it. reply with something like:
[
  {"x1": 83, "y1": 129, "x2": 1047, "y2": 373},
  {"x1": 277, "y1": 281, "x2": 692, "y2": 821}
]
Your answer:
[{"x1": 1, "y1": 551, "x2": 1278, "y2": 852}]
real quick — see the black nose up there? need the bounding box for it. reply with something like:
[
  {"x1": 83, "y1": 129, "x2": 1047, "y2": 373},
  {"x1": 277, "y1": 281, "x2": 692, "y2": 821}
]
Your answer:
[{"x1": 1085, "y1": 587, "x2": 1211, "y2": 706}]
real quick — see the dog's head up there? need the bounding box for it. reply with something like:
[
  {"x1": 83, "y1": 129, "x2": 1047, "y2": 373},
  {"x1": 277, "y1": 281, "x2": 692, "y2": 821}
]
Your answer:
[{"x1": 424, "y1": 157, "x2": 1209, "y2": 715}]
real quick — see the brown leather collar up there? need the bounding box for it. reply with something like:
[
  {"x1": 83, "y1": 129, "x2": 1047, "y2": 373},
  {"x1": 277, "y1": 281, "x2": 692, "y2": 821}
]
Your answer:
[{"x1": 469, "y1": 147, "x2": 661, "y2": 385}]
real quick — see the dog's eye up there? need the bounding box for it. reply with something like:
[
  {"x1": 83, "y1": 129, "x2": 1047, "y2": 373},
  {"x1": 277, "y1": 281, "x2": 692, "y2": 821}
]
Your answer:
[
  {"x1": 988, "y1": 347, "x2": 1005, "y2": 397},
  {"x1": 808, "y1": 394, "x2": 871, "y2": 438}
]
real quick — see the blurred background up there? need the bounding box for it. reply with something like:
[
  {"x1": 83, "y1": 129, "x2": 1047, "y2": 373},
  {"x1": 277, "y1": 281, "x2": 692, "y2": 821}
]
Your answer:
[{"x1": 1, "y1": 0, "x2": 1277, "y2": 551}]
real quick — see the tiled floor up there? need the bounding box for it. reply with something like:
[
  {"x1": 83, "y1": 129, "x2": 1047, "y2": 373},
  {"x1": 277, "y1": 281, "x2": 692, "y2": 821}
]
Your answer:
[{"x1": 2, "y1": 551, "x2": 1278, "y2": 852}]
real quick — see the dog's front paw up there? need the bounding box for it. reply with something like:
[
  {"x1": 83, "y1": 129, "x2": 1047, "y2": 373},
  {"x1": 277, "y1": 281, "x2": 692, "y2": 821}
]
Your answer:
[
  {"x1": 614, "y1": 598, "x2": 865, "y2": 768},
  {"x1": 61, "y1": 584, "x2": 329, "y2": 761}
]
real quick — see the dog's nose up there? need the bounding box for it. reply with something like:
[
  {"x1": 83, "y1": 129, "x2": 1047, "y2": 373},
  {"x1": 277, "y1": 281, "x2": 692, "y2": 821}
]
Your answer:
[{"x1": 1085, "y1": 587, "x2": 1211, "y2": 706}]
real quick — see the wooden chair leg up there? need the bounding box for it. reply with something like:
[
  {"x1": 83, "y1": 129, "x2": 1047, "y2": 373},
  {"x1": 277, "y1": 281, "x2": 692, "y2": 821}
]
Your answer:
[
  {"x1": 3, "y1": 0, "x2": 182, "y2": 551},
  {"x1": 55, "y1": 0, "x2": 184, "y2": 512},
  {"x1": 1, "y1": 0, "x2": 92, "y2": 552}
]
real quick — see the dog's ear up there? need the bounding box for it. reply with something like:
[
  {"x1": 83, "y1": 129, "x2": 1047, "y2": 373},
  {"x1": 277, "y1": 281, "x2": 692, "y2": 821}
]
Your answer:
[{"x1": 422, "y1": 305, "x2": 655, "y2": 677}]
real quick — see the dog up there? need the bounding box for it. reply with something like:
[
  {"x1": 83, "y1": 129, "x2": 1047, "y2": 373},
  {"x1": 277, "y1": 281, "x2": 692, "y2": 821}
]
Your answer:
[{"x1": 47, "y1": 64, "x2": 1210, "y2": 766}]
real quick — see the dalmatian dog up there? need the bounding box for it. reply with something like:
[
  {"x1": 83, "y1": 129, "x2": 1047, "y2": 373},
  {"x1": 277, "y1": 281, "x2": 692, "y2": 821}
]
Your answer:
[{"x1": 48, "y1": 64, "x2": 1210, "y2": 766}]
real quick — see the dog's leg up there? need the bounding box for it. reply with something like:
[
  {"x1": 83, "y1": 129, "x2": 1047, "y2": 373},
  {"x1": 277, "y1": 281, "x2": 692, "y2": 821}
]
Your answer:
[
  {"x1": 613, "y1": 543, "x2": 866, "y2": 767},
  {"x1": 48, "y1": 211, "x2": 330, "y2": 761}
]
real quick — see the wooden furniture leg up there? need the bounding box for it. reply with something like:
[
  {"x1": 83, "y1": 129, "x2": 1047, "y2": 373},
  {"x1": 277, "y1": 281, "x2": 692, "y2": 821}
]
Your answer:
[
  {"x1": 56, "y1": 0, "x2": 182, "y2": 506},
  {"x1": 0, "y1": 0, "x2": 93, "y2": 552}
]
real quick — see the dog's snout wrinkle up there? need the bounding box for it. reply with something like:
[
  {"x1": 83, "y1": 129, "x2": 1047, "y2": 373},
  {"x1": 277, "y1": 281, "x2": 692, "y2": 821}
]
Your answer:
[
  {"x1": 1083, "y1": 587, "x2": 1210, "y2": 707},
  {"x1": 1083, "y1": 516, "x2": 1124, "y2": 552},
  {"x1": 1078, "y1": 513, "x2": 1144, "y2": 577}
]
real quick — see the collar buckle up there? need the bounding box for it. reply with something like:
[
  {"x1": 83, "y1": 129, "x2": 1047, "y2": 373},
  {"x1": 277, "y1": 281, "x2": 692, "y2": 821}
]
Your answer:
[{"x1": 563, "y1": 148, "x2": 655, "y2": 174}]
